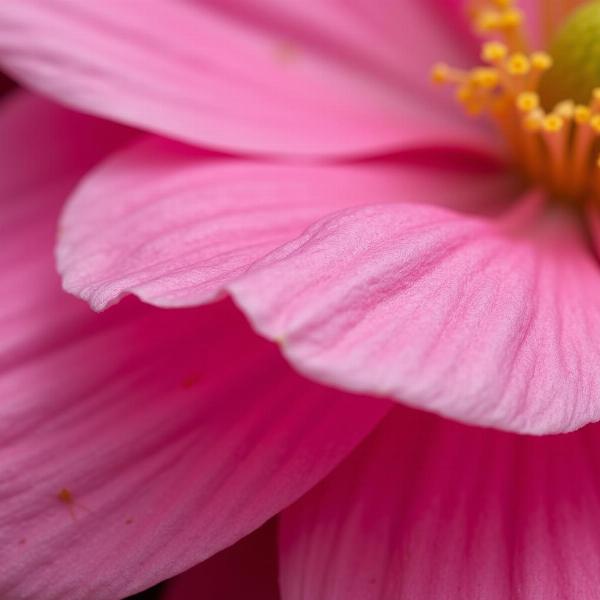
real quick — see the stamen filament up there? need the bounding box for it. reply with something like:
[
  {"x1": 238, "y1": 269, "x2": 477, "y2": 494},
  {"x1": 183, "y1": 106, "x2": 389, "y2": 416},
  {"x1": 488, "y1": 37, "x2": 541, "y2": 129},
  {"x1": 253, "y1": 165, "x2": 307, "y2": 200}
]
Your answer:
[{"x1": 433, "y1": 0, "x2": 600, "y2": 205}]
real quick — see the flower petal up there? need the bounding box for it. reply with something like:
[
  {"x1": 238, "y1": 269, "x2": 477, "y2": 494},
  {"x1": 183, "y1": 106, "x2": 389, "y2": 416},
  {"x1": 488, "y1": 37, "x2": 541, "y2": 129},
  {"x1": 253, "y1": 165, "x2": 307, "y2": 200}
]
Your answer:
[
  {"x1": 57, "y1": 136, "x2": 515, "y2": 311},
  {"x1": 0, "y1": 92, "x2": 133, "y2": 364},
  {"x1": 163, "y1": 521, "x2": 280, "y2": 600},
  {"x1": 2, "y1": 297, "x2": 388, "y2": 600},
  {"x1": 280, "y1": 406, "x2": 600, "y2": 600},
  {"x1": 0, "y1": 72, "x2": 14, "y2": 96},
  {"x1": 231, "y1": 195, "x2": 600, "y2": 434},
  {"x1": 0, "y1": 96, "x2": 389, "y2": 599},
  {"x1": 0, "y1": 0, "x2": 494, "y2": 157}
]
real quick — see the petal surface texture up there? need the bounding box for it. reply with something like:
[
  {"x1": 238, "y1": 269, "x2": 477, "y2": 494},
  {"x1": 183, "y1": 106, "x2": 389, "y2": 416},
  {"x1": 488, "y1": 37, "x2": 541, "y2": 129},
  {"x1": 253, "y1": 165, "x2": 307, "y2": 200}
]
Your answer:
[
  {"x1": 280, "y1": 407, "x2": 600, "y2": 600},
  {"x1": 0, "y1": 95, "x2": 389, "y2": 599},
  {"x1": 57, "y1": 136, "x2": 515, "y2": 311},
  {"x1": 231, "y1": 196, "x2": 600, "y2": 434},
  {"x1": 0, "y1": 0, "x2": 494, "y2": 156}
]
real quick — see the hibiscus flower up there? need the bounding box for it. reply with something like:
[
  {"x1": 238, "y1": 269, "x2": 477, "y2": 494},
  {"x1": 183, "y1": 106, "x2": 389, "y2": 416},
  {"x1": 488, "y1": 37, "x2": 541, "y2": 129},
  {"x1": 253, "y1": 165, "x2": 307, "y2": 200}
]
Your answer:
[{"x1": 3, "y1": 0, "x2": 600, "y2": 598}]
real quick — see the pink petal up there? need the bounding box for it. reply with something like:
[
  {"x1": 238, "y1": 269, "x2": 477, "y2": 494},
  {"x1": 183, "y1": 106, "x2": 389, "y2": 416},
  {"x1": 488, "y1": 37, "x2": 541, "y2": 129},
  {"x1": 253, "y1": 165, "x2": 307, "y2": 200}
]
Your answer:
[
  {"x1": 0, "y1": 72, "x2": 14, "y2": 96},
  {"x1": 163, "y1": 521, "x2": 280, "y2": 600},
  {"x1": 231, "y1": 194, "x2": 600, "y2": 434},
  {"x1": 280, "y1": 406, "x2": 600, "y2": 600},
  {"x1": 57, "y1": 136, "x2": 515, "y2": 311},
  {"x1": 3, "y1": 297, "x2": 388, "y2": 599},
  {"x1": 0, "y1": 92, "x2": 132, "y2": 210},
  {"x1": 1, "y1": 92, "x2": 133, "y2": 362},
  {"x1": 519, "y1": 0, "x2": 544, "y2": 45},
  {"x1": 0, "y1": 0, "x2": 495, "y2": 157},
  {"x1": 0, "y1": 95, "x2": 390, "y2": 599}
]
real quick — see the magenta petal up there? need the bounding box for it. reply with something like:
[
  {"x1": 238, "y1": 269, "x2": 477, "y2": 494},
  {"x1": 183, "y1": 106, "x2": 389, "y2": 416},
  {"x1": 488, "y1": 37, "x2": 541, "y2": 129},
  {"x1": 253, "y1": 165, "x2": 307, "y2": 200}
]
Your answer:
[
  {"x1": 0, "y1": 0, "x2": 494, "y2": 157},
  {"x1": 163, "y1": 521, "x2": 280, "y2": 600},
  {"x1": 57, "y1": 138, "x2": 514, "y2": 311},
  {"x1": 0, "y1": 95, "x2": 389, "y2": 599},
  {"x1": 231, "y1": 196, "x2": 600, "y2": 434},
  {"x1": 2, "y1": 296, "x2": 389, "y2": 599},
  {"x1": 280, "y1": 407, "x2": 600, "y2": 599}
]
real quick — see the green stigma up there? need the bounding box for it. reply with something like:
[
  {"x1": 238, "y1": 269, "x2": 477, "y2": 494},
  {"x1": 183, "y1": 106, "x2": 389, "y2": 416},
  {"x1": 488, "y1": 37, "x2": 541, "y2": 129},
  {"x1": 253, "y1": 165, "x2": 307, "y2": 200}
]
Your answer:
[{"x1": 539, "y1": 1, "x2": 600, "y2": 108}]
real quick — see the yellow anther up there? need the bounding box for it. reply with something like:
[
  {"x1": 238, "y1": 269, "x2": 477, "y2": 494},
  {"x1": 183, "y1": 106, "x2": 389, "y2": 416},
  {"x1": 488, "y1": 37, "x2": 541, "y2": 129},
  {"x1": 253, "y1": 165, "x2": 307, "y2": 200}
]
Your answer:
[
  {"x1": 542, "y1": 114, "x2": 564, "y2": 132},
  {"x1": 506, "y1": 53, "x2": 530, "y2": 75},
  {"x1": 471, "y1": 67, "x2": 500, "y2": 89},
  {"x1": 590, "y1": 115, "x2": 600, "y2": 133},
  {"x1": 498, "y1": 8, "x2": 523, "y2": 29},
  {"x1": 574, "y1": 105, "x2": 591, "y2": 124},
  {"x1": 433, "y1": 0, "x2": 600, "y2": 201},
  {"x1": 481, "y1": 41, "x2": 508, "y2": 64},
  {"x1": 516, "y1": 91, "x2": 539, "y2": 112},
  {"x1": 554, "y1": 100, "x2": 575, "y2": 119},
  {"x1": 431, "y1": 63, "x2": 450, "y2": 84},
  {"x1": 477, "y1": 10, "x2": 502, "y2": 32},
  {"x1": 523, "y1": 108, "x2": 544, "y2": 131},
  {"x1": 530, "y1": 52, "x2": 553, "y2": 71}
]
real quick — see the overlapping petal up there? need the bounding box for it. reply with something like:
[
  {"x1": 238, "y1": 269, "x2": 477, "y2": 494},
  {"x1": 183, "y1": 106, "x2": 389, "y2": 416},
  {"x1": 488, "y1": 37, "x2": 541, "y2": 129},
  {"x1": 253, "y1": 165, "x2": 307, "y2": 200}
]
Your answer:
[
  {"x1": 0, "y1": 94, "x2": 390, "y2": 600},
  {"x1": 231, "y1": 195, "x2": 600, "y2": 434},
  {"x1": 1, "y1": 92, "x2": 133, "y2": 363},
  {"x1": 280, "y1": 406, "x2": 600, "y2": 599},
  {"x1": 163, "y1": 521, "x2": 280, "y2": 600},
  {"x1": 0, "y1": 0, "x2": 495, "y2": 157},
  {"x1": 57, "y1": 137, "x2": 515, "y2": 311}
]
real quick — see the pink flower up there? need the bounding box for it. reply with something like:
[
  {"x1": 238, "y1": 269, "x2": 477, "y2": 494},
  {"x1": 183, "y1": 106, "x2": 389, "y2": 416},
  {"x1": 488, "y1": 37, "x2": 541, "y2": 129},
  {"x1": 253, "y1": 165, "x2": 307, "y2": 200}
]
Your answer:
[
  {"x1": 3, "y1": 0, "x2": 600, "y2": 598},
  {"x1": 1, "y1": 95, "x2": 389, "y2": 599}
]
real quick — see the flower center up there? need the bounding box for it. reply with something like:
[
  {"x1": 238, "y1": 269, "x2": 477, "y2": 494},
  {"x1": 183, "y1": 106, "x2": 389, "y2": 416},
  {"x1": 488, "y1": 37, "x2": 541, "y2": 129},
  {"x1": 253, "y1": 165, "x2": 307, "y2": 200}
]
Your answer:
[
  {"x1": 432, "y1": 0, "x2": 600, "y2": 203},
  {"x1": 540, "y1": 2, "x2": 600, "y2": 106}
]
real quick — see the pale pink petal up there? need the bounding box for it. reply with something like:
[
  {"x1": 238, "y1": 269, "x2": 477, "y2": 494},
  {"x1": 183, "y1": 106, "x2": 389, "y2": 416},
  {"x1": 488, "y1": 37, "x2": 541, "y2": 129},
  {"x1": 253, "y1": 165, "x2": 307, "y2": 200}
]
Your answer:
[
  {"x1": 0, "y1": 96, "x2": 389, "y2": 599},
  {"x1": 280, "y1": 406, "x2": 600, "y2": 600},
  {"x1": 163, "y1": 521, "x2": 280, "y2": 600},
  {"x1": 231, "y1": 194, "x2": 600, "y2": 434},
  {"x1": 57, "y1": 135, "x2": 516, "y2": 311},
  {"x1": 0, "y1": 0, "x2": 496, "y2": 157}
]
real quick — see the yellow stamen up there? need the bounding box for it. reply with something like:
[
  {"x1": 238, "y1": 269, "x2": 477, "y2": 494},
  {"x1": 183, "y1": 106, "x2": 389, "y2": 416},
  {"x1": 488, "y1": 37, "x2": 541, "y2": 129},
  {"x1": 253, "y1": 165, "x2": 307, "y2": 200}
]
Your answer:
[
  {"x1": 432, "y1": 0, "x2": 600, "y2": 203},
  {"x1": 554, "y1": 100, "x2": 575, "y2": 119},
  {"x1": 530, "y1": 52, "x2": 553, "y2": 71},
  {"x1": 520, "y1": 109, "x2": 544, "y2": 178},
  {"x1": 471, "y1": 67, "x2": 500, "y2": 89},
  {"x1": 491, "y1": 0, "x2": 513, "y2": 8},
  {"x1": 506, "y1": 53, "x2": 530, "y2": 76},
  {"x1": 542, "y1": 114, "x2": 564, "y2": 133},
  {"x1": 498, "y1": 8, "x2": 524, "y2": 29},
  {"x1": 481, "y1": 41, "x2": 508, "y2": 63},
  {"x1": 574, "y1": 105, "x2": 591, "y2": 124},
  {"x1": 516, "y1": 91, "x2": 540, "y2": 112},
  {"x1": 430, "y1": 63, "x2": 468, "y2": 85}
]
